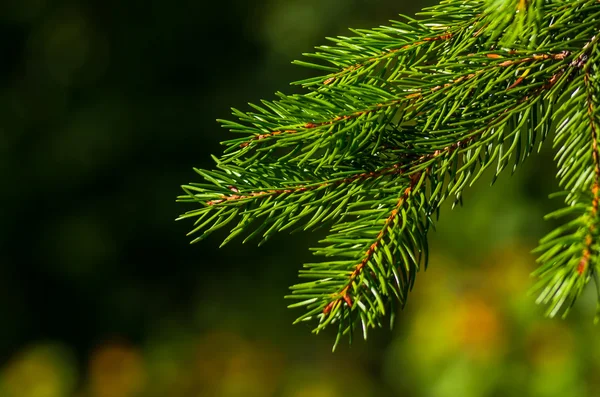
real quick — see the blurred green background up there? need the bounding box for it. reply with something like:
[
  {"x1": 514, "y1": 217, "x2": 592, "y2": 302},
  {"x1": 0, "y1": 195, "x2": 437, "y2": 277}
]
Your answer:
[{"x1": 1, "y1": 0, "x2": 599, "y2": 396}]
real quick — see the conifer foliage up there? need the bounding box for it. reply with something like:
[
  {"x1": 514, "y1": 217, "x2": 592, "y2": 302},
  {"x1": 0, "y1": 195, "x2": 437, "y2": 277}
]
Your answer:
[{"x1": 178, "y1": 0, "x2": 600, "y2": 347}]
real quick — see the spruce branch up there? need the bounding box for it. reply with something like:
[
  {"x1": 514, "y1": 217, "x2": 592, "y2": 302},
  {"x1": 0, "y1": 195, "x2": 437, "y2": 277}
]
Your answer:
[{"x1": 178, "y1": 0, "x2": 600, "y2": 347}]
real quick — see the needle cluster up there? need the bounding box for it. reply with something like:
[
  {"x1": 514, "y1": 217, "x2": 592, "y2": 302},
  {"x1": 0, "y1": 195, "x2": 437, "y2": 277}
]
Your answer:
[{"x1": 178, "y1": 0, "x2": 600, "y2": 348}]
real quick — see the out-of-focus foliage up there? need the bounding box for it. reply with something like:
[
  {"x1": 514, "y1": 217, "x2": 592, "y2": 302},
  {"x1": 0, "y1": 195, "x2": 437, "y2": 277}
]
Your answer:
[{"x1": 1, "y1": 0, "x2": 599, "y2": 396}]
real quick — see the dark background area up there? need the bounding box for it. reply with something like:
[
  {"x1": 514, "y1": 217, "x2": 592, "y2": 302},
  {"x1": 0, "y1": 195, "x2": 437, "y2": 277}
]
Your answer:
[{"x1": 1, "y1": 1, "x2": 599, "y2": 396}]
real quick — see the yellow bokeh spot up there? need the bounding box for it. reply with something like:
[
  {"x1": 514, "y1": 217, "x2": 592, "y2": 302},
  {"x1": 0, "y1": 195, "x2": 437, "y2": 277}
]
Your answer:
[{"x1": 0, "y1": 343, "x2": 77, "y2": 397}]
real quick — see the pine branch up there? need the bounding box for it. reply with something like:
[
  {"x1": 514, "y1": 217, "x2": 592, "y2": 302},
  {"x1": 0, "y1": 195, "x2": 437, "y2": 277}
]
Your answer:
[
  {"x1": 533, "y1": 46, "x2": 600, "y2": 318},
  {"x1": 178, "y1": 0, "x2": 600, "y2": 347}
]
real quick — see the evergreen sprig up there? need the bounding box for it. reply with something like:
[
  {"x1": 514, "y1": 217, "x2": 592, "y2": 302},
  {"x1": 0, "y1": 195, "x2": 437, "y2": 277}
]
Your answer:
[{"x1": 178, "y1": 0, "x2": 600, "y2": 348}]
